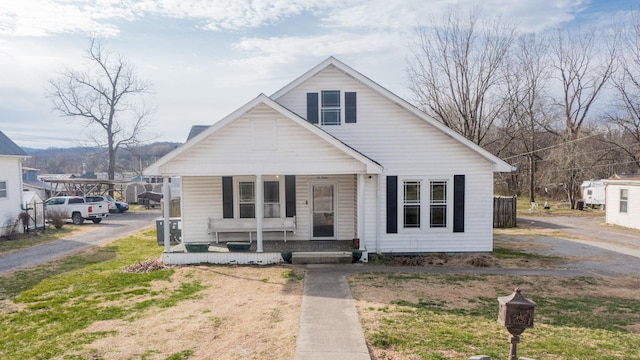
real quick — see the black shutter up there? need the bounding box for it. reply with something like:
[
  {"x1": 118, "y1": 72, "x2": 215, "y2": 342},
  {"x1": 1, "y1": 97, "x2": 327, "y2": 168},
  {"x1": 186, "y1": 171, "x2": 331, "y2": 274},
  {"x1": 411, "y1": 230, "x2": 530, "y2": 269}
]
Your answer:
[
  {"x1": 306, "y1": 92, "x2": 319, "y2": 124},
  {"x1": 222, "y1": 176, "x2": 233, "y2": 219},
  {"x1": 345, "y1": 92, "x2": 357, "y2": 123},
  {"x1": 453, "y1": 175, "x2": 465, "y2": 233},
  {"x1": 285, "y1": 175, "x2": 296, "y2": 217},
  {"x1": 386, "y1": 176, "x2": 398, "y2": 233}
]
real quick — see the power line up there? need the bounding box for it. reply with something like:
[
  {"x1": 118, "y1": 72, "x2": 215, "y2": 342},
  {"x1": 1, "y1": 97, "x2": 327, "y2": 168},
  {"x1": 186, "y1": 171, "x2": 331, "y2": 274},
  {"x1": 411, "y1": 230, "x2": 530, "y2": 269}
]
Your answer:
[{"x1": 502, "y1": 132, "x2": 606, "y2": 160}]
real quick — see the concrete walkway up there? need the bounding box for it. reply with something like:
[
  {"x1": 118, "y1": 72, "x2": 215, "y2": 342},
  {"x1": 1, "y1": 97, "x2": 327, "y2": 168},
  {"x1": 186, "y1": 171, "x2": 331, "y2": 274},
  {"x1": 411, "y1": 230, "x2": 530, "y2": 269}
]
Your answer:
[{"x1": 294, "y1": 264, "x2": 370, "y2": 360}]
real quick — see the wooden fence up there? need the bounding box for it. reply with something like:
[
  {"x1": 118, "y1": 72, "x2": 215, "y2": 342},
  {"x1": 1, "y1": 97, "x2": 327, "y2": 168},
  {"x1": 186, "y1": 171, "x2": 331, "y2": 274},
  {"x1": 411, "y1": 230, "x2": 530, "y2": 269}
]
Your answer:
[{"x1": 493, "y1": 196, "x2": 517, "y2": 228}]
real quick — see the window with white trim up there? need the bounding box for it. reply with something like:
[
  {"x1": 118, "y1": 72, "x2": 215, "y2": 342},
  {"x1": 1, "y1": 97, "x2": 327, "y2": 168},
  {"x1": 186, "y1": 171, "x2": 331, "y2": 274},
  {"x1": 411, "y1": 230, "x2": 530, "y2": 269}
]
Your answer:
[
  {"x1": 430, "y1": 181, "x2": 447, "y2": 228},
  {"x1": 239, "y1": 181, "x2": 255, "y2": 218},
  {"x1": 620, "y1": 189, "x2": 628, "y2": 213},
  {"x1": 321, "y1": 90, "x2": 341, "y2": 125},
  {"x1": 0, "y1": 181, "x2": 6, "y2": 198},
  {"x1": 403, "y1": 181, "x2": 421, "y2": 228}
]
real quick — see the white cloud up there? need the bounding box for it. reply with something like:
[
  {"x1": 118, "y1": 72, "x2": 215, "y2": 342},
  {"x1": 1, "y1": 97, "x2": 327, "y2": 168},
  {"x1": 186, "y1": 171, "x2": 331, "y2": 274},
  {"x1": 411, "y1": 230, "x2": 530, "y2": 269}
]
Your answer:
[{"x1": 0, "y1": 0, "x2": 132, "y2": 37}]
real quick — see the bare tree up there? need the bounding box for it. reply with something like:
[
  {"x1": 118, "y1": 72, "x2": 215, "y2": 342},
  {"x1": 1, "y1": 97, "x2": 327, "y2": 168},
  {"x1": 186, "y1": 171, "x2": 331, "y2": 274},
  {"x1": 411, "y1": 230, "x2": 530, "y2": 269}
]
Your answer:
[
  {"x1": 547, "y1": 26, "x2": 617, "y2": 208},
  {"x1": 605, "y1": 13, "x2": 640, "y2": 172},
  {"x1": 503, "y1": 33, "x2": 552, "y2": 203},
  {"x1": 48, "y1": 38, "x2": 154, "y2": 185},
  {"x1": 407, "y1": 8, "x2": 516, "y2": 146}
]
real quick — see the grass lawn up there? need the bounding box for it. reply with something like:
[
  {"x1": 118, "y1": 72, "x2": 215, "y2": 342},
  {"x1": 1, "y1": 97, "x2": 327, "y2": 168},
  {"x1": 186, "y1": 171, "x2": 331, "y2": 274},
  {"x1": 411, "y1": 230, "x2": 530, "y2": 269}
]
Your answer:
[
  {"x1": 0, "y1": 225, "x2": 86, "y2": 254},
  {"x1": 0, "y1": 228, "x2": 303, "y2": 360},
  {"x1": 351, "y1": 232, "x2": 640, "y2": 360}
]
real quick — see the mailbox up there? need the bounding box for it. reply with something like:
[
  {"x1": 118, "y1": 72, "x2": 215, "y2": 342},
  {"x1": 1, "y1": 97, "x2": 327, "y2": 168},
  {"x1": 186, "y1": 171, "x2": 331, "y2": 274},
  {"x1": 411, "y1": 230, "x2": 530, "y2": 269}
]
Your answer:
[
  {"x1": 497, "y1": 288, "x2": 536, "y2": 360},
  {"x1": 498, "y1": 287, "x2": 536, "y2": 335}
]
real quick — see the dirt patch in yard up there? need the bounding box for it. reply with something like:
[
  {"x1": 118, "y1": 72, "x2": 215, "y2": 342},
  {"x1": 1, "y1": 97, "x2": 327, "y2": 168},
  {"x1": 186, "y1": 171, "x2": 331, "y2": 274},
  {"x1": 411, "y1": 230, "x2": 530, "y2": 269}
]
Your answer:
[{"x1": 64, "y1": 265, "x2": 303, "y2": 360}]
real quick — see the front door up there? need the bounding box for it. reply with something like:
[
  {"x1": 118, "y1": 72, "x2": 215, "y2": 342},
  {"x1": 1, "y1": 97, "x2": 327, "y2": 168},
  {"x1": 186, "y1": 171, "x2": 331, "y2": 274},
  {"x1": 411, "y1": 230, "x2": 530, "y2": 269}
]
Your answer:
[{"x1": 312, "y1": 184, "x2": 335, "y2": 238}]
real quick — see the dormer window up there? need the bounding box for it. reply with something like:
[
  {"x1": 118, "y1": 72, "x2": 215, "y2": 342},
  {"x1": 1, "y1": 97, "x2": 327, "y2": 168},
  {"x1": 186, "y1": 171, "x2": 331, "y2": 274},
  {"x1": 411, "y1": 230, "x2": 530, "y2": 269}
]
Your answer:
[
  {"x1": 321, "y1": 90, "x2": 341, "y2": 125},
  {"x1": 306, "y1": 91, "x2": 357, "y2": 125}
]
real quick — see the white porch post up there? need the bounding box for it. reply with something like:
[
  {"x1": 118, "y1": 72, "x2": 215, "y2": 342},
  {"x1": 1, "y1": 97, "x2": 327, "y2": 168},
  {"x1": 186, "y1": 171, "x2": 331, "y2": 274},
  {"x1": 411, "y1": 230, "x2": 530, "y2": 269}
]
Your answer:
[
  {"x1": 357, "y1": 173, "x2": 365, "y2": 251},
  {"x1": 162, "y1": 177, "x2": 171, "y2": 253},
  {"x1": 376, "y1": 174, "x2": 382, "y2": 254},
  {"x1": 256, "y1": 174, "x2": 264, "y2": 253}
]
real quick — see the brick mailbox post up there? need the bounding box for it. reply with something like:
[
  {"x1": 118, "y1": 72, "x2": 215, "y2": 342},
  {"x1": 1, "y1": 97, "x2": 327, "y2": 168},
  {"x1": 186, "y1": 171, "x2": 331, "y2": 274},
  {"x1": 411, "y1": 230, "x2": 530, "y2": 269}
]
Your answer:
[{"x1": 498, "y1": 288, "x2": 536, "y2": 360}]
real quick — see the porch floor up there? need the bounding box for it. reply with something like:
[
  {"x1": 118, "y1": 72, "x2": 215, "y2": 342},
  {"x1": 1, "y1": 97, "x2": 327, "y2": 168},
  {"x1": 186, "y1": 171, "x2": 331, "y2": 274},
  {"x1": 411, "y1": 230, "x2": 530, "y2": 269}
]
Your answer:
[{"x1": 172, "y1": 240, "x2": 357, "y2": 253}]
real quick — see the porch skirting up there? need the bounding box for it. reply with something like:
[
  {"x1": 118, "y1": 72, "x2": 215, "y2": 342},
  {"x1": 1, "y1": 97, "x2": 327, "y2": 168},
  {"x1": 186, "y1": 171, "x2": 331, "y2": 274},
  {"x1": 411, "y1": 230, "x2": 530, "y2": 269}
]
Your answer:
[
  {"x1": 162, "y1": 251, "x2": 369, "y2": 265},
  {"x1": 163, "y1": 251, "x2": 285, "y2": 265}
]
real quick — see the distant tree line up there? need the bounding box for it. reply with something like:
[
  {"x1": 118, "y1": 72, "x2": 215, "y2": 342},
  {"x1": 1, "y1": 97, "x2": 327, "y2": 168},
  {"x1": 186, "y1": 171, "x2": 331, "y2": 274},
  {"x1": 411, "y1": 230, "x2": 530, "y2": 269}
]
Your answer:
[
  {"x1": 407, "y1": 8, "x2": 640, "y2": 208},
  {"x1": 23, "y1": 142, "x2": 179, "y2": 176}
]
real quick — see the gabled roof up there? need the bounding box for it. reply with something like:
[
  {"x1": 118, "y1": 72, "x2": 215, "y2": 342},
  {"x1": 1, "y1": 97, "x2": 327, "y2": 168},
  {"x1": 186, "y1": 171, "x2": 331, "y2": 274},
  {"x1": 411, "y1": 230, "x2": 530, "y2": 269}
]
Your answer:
[
  {"x1": 0, "y1": 130, "x2": 27, "y2": 156},
  {"x1": 271, "y1": 56, "x2": 514, "y2": 172},
  {"x1": 144, "y1": 94, "x2": 383, "y2": 176}
]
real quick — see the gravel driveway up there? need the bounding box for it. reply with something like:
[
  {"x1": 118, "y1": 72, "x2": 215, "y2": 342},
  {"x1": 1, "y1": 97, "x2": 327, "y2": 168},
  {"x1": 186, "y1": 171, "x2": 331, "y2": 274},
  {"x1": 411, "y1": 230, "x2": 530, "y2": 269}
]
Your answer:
[
  {"x1": 0, "y1": 209, "x2": 159, "y2": 274},
  {"x1": 517, "y1": 215, "x2": 640, "y2": 276}
]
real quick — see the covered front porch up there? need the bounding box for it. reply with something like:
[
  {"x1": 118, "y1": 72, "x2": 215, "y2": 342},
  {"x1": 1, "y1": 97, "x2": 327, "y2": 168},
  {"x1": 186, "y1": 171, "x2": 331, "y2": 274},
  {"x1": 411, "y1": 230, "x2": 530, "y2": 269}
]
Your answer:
[{"x1": 158, "y1": 172, "x2": 375, "y2": 265}]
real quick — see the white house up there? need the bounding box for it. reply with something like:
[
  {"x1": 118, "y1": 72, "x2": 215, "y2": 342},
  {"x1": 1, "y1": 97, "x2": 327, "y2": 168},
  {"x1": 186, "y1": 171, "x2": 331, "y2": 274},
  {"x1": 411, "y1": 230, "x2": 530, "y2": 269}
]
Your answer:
[
  {"x1": 144, "y1": 57, "x2": 514, "y2": 265},
  {"x1": 603, "y1": 175, "x2": 640, "y2": 230},
  {"x1": 0, "y1": 130, "x2": 28, "y2": 236}
]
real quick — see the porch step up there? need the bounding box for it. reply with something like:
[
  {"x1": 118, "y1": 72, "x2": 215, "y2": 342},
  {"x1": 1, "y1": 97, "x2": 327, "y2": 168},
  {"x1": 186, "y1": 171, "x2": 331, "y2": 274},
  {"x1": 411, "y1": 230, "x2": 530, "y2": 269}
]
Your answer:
[{"x1": 291, "y1": 251, "x2": 353, "y2": 265}]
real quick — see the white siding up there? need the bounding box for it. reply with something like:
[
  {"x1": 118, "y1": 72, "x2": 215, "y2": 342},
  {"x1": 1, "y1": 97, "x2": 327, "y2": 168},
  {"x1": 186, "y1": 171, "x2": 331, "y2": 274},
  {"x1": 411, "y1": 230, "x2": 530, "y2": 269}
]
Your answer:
[
  {"x1": 606, "y1": 183, "x2": 640, "y2": 230},
  {"x1": 0, "y1": 157, "x2": 24, "y2": 235},
  {"x1": 164, "y1": 103, "x2": 366, "y2": 176},
  {"x1": 275, "y1": 65, "x2": 495, "y2": 253},
  {"x1": 181, "y1": 176, "x2": 220, "y2": 244}
]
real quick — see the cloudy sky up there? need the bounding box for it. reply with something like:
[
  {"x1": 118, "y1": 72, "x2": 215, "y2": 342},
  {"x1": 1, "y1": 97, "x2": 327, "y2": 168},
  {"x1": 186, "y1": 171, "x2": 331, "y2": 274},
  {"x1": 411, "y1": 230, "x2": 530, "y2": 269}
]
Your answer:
[{"x1": 0, "y1": 0, "x2": 634, "y2": 149}]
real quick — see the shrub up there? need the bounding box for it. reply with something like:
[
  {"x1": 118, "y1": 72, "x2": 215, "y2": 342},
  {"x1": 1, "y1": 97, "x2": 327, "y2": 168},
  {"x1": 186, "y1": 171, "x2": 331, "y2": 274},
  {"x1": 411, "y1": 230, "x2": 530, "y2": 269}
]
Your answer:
[
  {"x1": 46, "y1": 209, "x2": 67, "y2": 229},
  {"x1": 1, "y1": 216, "x2": 20, "y2": 240}
]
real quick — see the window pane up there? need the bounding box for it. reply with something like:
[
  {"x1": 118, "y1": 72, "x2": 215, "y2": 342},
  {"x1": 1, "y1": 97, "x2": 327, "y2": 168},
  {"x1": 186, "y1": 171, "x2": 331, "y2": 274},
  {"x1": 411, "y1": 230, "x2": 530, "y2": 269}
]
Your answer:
[
  {"x1": 264, "y1": 181, "x2": 279, "y2": 203},
  {"x1": 430, "y1": 205, "x2": 447, "y2": 227},
  {"x1": 404, "y1": 205, "x2": 420, "y2": 227},
  {"x1": 240, "y1": 204, "x2": 255, "y2": 218},
  {"x1": 404, "y1": 182, "x2": 420, "y2": 203},
  {"x1": 0, "y1": 181, "x2": 5, "y2": 198},
  {"x1": 321, "y1": 109, "x2": 341, "y2": 125},
  {"x1": 239, "y1": 182, "x2": 255, "y2": 202},
  {"x1": 321, "y1": 90, "x2": 340, "y2": 107},
  {"x1": 431, "y1": 181, "x2": 446, "y2": 202},
  {"x1": 264, "y1": 204, "x2": 280, "y2": 218}
]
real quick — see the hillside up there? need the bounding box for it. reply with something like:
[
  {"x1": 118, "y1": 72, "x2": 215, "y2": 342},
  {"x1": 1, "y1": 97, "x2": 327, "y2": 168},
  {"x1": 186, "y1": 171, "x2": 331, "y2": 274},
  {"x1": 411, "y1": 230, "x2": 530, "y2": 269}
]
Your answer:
[{"x1": 22, "y1": 142, "x2": 180, "y2": 175}]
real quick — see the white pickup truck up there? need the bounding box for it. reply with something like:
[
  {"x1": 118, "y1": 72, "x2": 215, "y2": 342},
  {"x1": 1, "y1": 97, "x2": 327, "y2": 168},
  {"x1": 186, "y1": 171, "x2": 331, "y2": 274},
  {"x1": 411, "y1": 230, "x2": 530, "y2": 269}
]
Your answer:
[{"x1": 44, "y1": 196, "x2": 109, "y2": 224}]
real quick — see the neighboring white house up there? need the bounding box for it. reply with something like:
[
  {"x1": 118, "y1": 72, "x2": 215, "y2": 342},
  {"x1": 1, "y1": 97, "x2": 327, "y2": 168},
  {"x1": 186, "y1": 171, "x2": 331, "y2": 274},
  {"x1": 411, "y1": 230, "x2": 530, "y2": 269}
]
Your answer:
[
  {"x1": 581, "y1": 180, "x2": 605, "y2": 208},
  {"x1": 0, "y1": 130, "x2": 28, "y2": 236},
  {"x1": 144, "y1": 57, "x2": 514, "y2": 264},
  {"x1": 603, "y1": 175, "x2": 640, "y2": 230}
]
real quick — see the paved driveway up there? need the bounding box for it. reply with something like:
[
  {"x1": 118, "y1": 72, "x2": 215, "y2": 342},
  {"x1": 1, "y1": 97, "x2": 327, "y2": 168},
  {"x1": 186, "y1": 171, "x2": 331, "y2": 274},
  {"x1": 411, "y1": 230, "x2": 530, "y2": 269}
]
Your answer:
[
  {"x1": 0, "y1": 210, "x2": 159, "y2": 274},
  {"x1": 517, "y1": 215, "x2": 640, "y2": 276}
]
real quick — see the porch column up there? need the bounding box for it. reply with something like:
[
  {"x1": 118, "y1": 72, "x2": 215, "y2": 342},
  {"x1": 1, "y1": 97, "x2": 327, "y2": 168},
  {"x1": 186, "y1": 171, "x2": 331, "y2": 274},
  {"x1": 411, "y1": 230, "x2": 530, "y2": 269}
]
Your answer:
[
  {"x1": 357, "y1": 173, "x2": 365, "y2": 251},
  {"x1": 256, "y1": 174, "x2": 264, "y2": 253},
  {"x1": 162, "y1": 177, "x2": 171, "y2": 253}
]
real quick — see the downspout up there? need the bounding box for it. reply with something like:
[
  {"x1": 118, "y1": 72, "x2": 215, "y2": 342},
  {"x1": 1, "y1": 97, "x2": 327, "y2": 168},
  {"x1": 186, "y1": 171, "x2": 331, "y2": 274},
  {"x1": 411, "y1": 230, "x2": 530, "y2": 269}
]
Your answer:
[
  {"x1": 256, "y1": 174, "x2": 263, "y2": 253},
  {"x1": 162, "y1": 177, "x2": 171, "y2": 253}
]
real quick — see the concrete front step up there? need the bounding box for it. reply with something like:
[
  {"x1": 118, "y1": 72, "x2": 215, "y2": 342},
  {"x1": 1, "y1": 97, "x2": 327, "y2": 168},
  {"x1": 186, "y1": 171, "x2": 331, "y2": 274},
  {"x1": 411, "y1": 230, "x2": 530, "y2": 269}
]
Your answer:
[{"x1": 292, "y1": 251, "x2": 354, "y2": 265}]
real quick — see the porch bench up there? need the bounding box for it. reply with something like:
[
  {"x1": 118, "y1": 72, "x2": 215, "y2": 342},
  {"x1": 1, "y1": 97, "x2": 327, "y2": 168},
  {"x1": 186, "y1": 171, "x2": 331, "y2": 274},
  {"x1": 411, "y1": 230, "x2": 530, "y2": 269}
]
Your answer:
[{"x1": 207, "y1": 216, "x2": 296, "y2": 245}]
